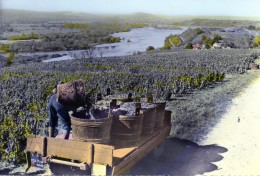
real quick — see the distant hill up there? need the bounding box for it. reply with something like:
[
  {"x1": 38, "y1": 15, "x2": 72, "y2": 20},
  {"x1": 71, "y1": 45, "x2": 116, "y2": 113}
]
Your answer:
[
  {"x1": 174, "y1": 18, "x2": 259, "y2": 27},
  {"x1": 2, "y1": 9, "x2": 97, "y2": 23},
  {"x1": 2, "y1": 9, "x2": 182, "y2": 24},
  {"x1": 2, "y1": 9, "x2": 260, "y2": 26}
]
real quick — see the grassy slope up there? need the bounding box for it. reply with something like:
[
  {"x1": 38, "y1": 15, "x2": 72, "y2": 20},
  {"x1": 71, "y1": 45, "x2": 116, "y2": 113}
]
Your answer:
[{"x1": 169, "y1": 70, "x2": 260, "y2": 143}]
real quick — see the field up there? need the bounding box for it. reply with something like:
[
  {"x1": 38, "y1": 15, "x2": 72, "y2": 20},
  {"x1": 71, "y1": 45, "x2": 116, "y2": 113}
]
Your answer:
[{"x1": 0, "y1": 48, "x2": 260, "y2": 165}]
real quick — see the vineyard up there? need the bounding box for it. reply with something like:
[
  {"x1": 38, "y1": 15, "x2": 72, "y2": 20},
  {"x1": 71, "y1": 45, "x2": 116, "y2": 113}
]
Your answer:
[{"x1": 0, "y1": 49, "x2": 260, "y2": 165}]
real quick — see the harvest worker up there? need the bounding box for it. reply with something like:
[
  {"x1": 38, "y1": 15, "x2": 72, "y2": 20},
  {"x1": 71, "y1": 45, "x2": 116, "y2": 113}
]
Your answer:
[
  {"x1": 48, "y1": 82, "x2": 71, "y2": 139},
  {"x1": 48, "y1": 81, "x2": 92, "y2": 139}
]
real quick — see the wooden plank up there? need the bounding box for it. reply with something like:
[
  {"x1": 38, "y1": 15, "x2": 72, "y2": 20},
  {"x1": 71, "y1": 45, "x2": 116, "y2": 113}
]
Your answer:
[
  {"x1": 47, "y1": 137, "x2": 93, "y2": 163},
  {"x1": 113, "y1": 147, "x2": 137, "y2": 159},
  {"x1": 112, "y1": 127, "x2": 166, "y2": 165},
  {"x1": 91, "y1": 163, "x2": 107, "y2": 176},
  {"x1": 26, "y1": 135, "x2": 46, "y2": 156},
  {"x1": 93, "y1": 144, "x2": 114, "y2": 166},
  {"x1": 112, "y1": 124, "x2": 170, "y2": 166},
  {"x1": 112, "y1": 126, "x2": 170, "y2": 175},
  {"x1": 138, "y1": 128, "x2": 162, "y2": 145}
]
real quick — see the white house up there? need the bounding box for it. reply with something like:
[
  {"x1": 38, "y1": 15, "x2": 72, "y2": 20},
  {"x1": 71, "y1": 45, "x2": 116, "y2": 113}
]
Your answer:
[{"x1": 212, "y1": 42, "x2": 222, "y2": 49}]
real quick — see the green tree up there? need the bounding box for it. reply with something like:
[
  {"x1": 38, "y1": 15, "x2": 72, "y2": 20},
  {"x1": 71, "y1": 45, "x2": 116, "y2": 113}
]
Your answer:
[
  {"x1": 0, "y1": 44, "x2": 10, "y2": 53},
  {"x1": 213, "y1": 35, "x2": 222, "y2": 43},
  {"x1": 196, "y1": 28, "x2": 204, "y2": 34},
  {"x1": 146, "y1": 46, "x2": 155, "y2": 51},
  {"x1": 163, "y1": 38, "x2": 172, "y2": 49},
  {"x1": 254, "y1": 36, "x2": 260, "y2": 47},
  {"x1": 185, "y1": 43, "x2": 193, "y2": 49},
  {"x1": 5, "y1": 52, "x2": 15, "y2": 66},
  {"x1": 202, "y1": 36, "x2": 207, "y2": 43},
  {"x1": 170, "y1": 35, "x2": 181, "y2": 46}
]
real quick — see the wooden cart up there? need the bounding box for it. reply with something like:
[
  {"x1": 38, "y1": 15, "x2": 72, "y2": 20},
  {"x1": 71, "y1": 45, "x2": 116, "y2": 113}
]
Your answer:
[{"x1": 26, "y1": 113, "x2": 171, "y2": 175}]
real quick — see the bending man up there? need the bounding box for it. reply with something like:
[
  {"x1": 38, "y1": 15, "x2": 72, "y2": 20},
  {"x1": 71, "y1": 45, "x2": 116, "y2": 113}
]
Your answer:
[{"x1": 48, "y1": 93, "x2": 71, "y2": 139}]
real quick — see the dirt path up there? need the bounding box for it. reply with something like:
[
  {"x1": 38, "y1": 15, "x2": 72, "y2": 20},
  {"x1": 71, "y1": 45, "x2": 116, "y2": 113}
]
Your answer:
[{"x1": 200, "y1": 71, "x2": 260, "y2": 175}]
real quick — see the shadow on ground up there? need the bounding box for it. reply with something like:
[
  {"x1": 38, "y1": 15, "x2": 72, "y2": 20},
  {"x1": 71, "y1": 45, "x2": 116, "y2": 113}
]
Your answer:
[
  {"x1": 0, "y1": 165, "x2": 48, "y2": 175},
  {"x1": 0, "y1": 168, "x2": 12, "y2": 175},
  {"x1": 129, "y1": 137, "x2": 228, "y2": 175}
]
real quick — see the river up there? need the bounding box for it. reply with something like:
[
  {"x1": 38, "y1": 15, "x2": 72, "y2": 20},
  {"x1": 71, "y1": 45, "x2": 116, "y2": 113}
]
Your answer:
[{"x1": 41, "y1": 27, "x2": 186, "y2": 62}]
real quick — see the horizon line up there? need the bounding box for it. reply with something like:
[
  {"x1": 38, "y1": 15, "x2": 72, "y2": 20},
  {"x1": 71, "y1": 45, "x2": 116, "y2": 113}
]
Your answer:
[{"x1": 3, "y1": 8, "x2": 260, "y2": 19}]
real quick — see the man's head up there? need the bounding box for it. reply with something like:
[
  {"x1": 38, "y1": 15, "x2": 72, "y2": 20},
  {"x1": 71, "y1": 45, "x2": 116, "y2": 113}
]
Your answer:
[{"x1": 56, "y1": 80, "x2": 86, "y2": 110}]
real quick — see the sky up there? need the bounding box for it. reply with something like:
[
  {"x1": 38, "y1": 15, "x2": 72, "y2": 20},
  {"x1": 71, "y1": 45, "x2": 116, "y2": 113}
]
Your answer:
[{"x1": 2, "y1": 0, "x2": 260, "y2": 17}]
